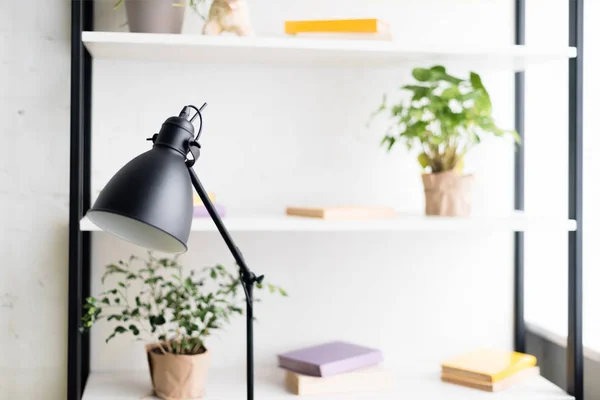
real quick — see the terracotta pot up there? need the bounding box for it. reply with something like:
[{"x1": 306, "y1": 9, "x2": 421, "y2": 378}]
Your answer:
[
  {"x1": 421, "y1": 171, "x2": 474, "y2": 217},
  {"x1": 146, "y1": 344, "x2": 211, "y2": 400},
  {"x1": 125, "y1": 0, "x2": 186, "y2": 33}
]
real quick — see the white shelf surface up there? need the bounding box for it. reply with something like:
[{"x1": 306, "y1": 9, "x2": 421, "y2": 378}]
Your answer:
[
  {"x1": 82, "y1": 367, "x2": 572, "y2": 400},
  {"x1": 82, "y1": 31, "x2": 576, "y2": 70},
  {"x1": 80, "y1": 212, "x2": 576, "y2": 233}
]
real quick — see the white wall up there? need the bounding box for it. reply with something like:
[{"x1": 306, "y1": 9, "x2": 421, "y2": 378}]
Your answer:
[
  {"x1": 0, "y1": 0, "x2": 71, "y2": 398},
  {"x1": 90, "y1": 0, "x2": 517, "y2": 377}
]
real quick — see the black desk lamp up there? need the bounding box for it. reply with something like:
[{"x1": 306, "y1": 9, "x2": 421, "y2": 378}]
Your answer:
[{"x1": 86, "y1": 104, "x2": 262, "y2": 400}]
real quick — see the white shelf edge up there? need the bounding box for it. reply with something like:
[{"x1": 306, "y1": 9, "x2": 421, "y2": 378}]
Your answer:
[
  {"x1": 80, "y1": 213, "x2": 577, "y2": 233},
  {"x1": 82, "y1": 31, "x2": 576, "y2": 70},
  {"x1": 82, "y1": 367, "x2": 572, "y2": 400}
]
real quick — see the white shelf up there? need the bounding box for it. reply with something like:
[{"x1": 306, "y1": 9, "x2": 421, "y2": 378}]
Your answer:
[
  {"x1": 80, "y1": 212, "x2": 576, "y2": 233},
  {"x1": 82, "y1": 367, "x2": 572, "y2": 400},
  {"x1": 82, "y1": 32, "x2": 576, "y2": 70}
]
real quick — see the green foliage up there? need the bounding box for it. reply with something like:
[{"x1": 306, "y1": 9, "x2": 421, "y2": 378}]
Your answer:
[
  {"x1": 372, "y1": 65, "x2": 519, "y2": 173},
  {"x1": 81, "y1": 252, "x2": 287, "y2": 355}
]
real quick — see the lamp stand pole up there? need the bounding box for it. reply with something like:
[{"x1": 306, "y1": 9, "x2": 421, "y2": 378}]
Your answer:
[{"x1": 188, "y1": 167, "x2": 262, "y2": 400}]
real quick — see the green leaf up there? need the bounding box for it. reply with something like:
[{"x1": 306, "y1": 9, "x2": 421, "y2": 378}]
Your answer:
[
  {"x1": 441, "y1": 86, "x2": 460, "y2": 100},
  {"x1": 278, "y1": 288, "x2": 288, "y2": 297},
  {"x1": 135, "y1": 297, "x2": 141, "y2": 307},
  {"x1": 412, "y1": 68, "x2": 432, "y2": 82},
  {"x1": 150, "y1": 315, "x2": 166, "y2": 326},
  {"x1": 408, "y1": 108, "x2": 424, "y2": 120},
  {"x1": 129, "y1": 324, "x2": 140, "y2": 336},
  {"x1": 184, "y1": 277, "x2": 195, "y2": 290},
  {"x1": 101, "y1": 297, "x2": 110, "y2": 305},
  {"x1": 144, "y1": 277, "x2": 163, "y2": 285},
  {"x1": 118, "y1": 282, "x2": 126, "y2": 288},
  {"x1": 402, "y1": 85, "x2": 430, "y2": 101},
  {"x1": 268, "y1": 283, "x2": 276, "y2": 294},
  {"x1": 469, "y1": 72, "x2": 484, "y2": 90},
  {"x1": 210, "y1": 269, "x2": 217, "y2": 280},
  {"x1": 430, "y1": 65, "x2": 446, "y2": 74}
]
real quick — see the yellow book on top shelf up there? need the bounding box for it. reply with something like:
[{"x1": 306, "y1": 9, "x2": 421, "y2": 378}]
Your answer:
[
  {"x1": 441, "y1": 349, "x2": 537, "y2": 383},
  {"x1": 285, "y1": 19, "x2": 390, "y2": 35}
]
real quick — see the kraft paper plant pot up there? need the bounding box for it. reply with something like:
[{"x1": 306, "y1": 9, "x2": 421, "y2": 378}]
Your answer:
[
  {"x1": 146, "y1": 344, "x2": 211, "y2": 400},
  {"x1": 421, "y1": 171, "x2": 475, "y2": 217},
  {"x1": 125, "y1": 0, "x2": 186, "y2": 33}
]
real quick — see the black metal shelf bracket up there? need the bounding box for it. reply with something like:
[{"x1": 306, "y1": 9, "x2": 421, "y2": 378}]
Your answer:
[{"x1": 568, "y1": 0, "x2": 584, "y2": 398}]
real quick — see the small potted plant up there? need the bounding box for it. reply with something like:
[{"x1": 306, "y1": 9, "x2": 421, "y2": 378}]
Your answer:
[
  {"x1": 112, "y1": 0, "x2": 208, "y2": 33},
  {"x1": 81, "y1": 252, "x2": 286, "y2": 400},
  {"x1": 372, "y1": 65, "x2": 519, "y2": 217}
]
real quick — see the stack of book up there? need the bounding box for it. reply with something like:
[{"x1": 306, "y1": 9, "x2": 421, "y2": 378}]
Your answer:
[
  {"x1": 284, "y1": 19, "x2": 392, "y2": 41},
  {"x1": 278, "y1": 341, "x2": 392, "y2": 396},
  {"x1": 441, "y1": 349, "x2": 539, "y2": 392},
  {"x1": 193, "y1": 192, "x2": 226, "y2": 218}
]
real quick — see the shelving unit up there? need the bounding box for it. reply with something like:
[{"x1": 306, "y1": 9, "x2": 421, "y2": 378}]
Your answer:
[
  {"x1": 82, "y1": 368, "x2": 572, "y2": 400},
  {"x1": 80, "y1": 213, "x2": 577, "y2": 233},
  {"x1": 82, "y1": 31, "x2": 576, "y2": 69},
  {"x1": 68, "y1": 2, "x2": 584, "y2": 400}
]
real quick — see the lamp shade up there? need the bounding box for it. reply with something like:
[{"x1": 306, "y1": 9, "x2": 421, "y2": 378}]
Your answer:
[{"x1": 86, "y1": 116, "x2": 196, "y2": 253}]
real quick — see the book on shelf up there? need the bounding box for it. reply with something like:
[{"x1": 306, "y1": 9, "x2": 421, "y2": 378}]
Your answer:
[
  {"x1": 285, "y1": 19, "x2": 392, "y2": 40},
  {"x1": 278, "y1": 341, "x2": 383, "y2": 377},
  {"x1": 285, "y1": 366, "x2": 393, "y2": 396},
  {"x1": 441, "y1": 349, "x2": 537, "y2": 383},
  {"x1": 192, "y1": 192, "x2": 226, "y2": 218},
  {"x1": 286, "y1": 206, "x2": 396, "y2": 220},
  {"x1": 442, "y1": 366, "x2": 540, "y2": 392}
]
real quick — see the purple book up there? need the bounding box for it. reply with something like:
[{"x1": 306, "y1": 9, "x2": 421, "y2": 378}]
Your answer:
[
  {"x1": 278, "y1": 341, "x2": 383, "y2": 377},
  {"x1": 193, "y1": 204, "x2": 226, "y2": 218}
]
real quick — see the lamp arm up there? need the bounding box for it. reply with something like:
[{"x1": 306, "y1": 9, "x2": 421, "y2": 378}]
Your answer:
[
  {"x1": 187, "y1": 167, "x2": 263, "y2": 297},
  {"x1": 188, "y1": 166, "x2": 258, "y2": 400}
]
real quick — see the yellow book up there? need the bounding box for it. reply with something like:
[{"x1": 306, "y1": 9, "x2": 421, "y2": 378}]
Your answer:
[
  {"x1": 285, "y1": 19, "x2": 390, "y2": 35},
  {"x1": 441, "y1": 349, "x2": 537, "y2": 383},
  {"x1": 441, "y1": 366, "x2": 540, "y2": 392}
]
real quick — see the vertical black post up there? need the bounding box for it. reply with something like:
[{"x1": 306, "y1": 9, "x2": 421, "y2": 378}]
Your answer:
[
  {"x1": 68, "y1": 0, "x2": 85, "y2": 398},
  {"x1": 513, "y1": 0, "x2": 526, "y2": 353},
  {"x1": 69, "y1": 0, "x2": 93, "y2": 399},
  {"x1": 246, "y1": 284, "x2": 254, "y2": 400},
  {"x1": 567, "y1": 0, "x2": 584, "y2": 398},
  {"x1": 81, "y1": 0, "x2": 93, "y2": 386},
  {"x1": 188, "y1": 167, "x2": 259, "y2": 400}
]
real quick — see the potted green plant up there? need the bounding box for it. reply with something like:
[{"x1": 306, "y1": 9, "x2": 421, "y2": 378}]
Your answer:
[
  {"x1": 372, "y1": 65, "x2": 519, "y2": 217},
  {"x1": 113, "y1": 0, "x2": 208, "y2": 33},
  {"x1": 81, "y1": 252, "x2": 287, "y2": 400}
]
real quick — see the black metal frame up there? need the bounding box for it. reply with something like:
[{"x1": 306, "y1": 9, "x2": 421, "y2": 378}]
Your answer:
[
  {"x1": 68, "y1": 0, "x2": 92, "y2": 399},
  {"x1": 512, "y1": 1, "x2": 585, "y2": 399},
  {"x1": 567, "y1": 0, "x2": 584, "y2": 397},
  {"x1": 513, "y1": 0, "x2": 526, "y2": 355},
  {"x1": 68, "y1": 1, "x2": 584, "y2": 399}
]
